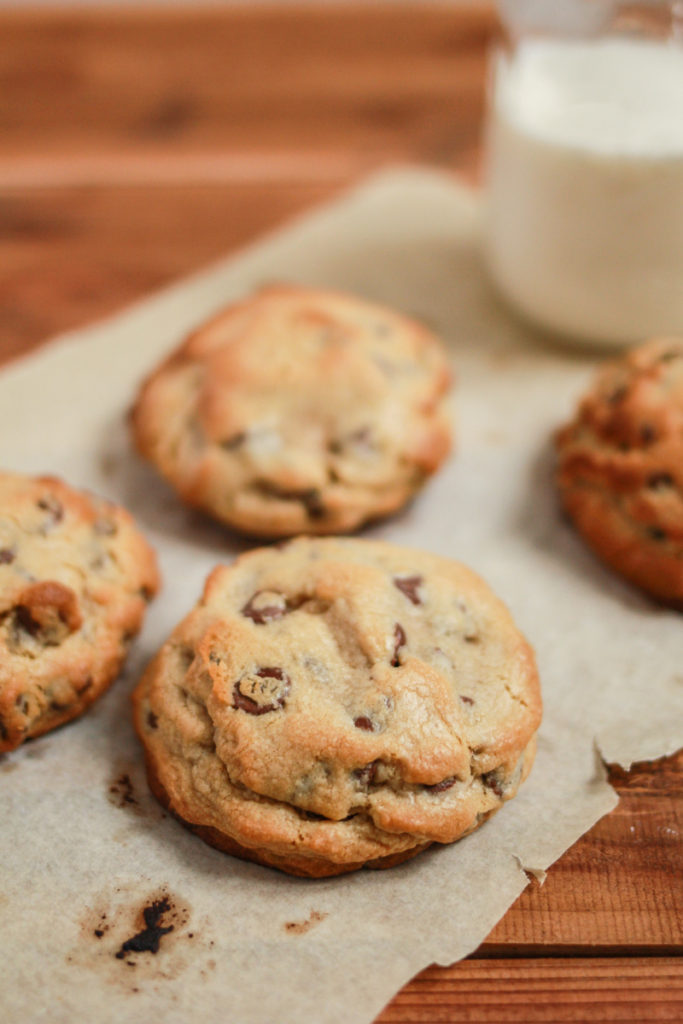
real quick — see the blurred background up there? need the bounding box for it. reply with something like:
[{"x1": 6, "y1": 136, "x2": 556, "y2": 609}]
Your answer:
[{"x1": 0, "y1": 1, "x2": 495, "y2": 362}]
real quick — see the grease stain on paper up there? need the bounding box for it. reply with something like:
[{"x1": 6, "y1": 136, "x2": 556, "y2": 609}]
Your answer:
[{"x1": 284, "y1": 910, "x2": 328, "y2": 935}]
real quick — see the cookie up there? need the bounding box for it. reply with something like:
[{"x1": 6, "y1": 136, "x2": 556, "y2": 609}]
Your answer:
[
  {"x1": 556, "y1": 337, "x2": 683, "y2": 605},
  {"x1": 133, "y1": 538, "x2": 541, "y2": 878},
  {"x1": 0, "y1": 471, "x2": 160, "y2": 752},
  {"x1": 131, "y1": 285, "x2": 453, "y2": 537}
]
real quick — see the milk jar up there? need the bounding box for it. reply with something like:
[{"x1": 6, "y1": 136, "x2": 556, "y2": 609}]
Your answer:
[{"x1": 485, "y1": 1, "x2": 683, "y2": 347}]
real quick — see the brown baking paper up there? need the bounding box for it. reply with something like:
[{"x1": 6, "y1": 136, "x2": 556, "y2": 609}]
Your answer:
[{"x1": 1, "y1": 169, "x2": 681, "y2": 1024}]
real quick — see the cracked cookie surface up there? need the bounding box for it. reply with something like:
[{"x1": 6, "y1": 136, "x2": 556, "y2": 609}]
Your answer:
[
  {"x1": 133, "y1": 538, "x2": 541, "y2": 877},
  {"x1": 556, "y1": 338, "x2": 683, "y2": 605},
  {"x1": 131, "y1": 285, "x2": 453, "y2": 537},
  {"x1": 0, "y1": 471, "x2": 160, "y2": 752}
]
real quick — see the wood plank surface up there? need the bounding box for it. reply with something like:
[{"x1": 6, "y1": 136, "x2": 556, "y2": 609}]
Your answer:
[
  {"x1": 379, "y1": 958, "x2": 683, "y2": 1022},
  {"x1": 1, "y1": 5, "x2": 681, "y2": 1021}
]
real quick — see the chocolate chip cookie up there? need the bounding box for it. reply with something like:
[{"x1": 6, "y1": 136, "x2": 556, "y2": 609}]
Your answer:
[
  {"x1": 556, "y1": 337, "x2": 683, "y2": 605},
  {"x1": 0, "y1": 471, "x2": 160, "y2": 752},
  {"x1": 133, "y1": 538, "x2": 541, "y2": 877},
  {"x1": 131, "y1": 285, "x2": 453, "y2": 537}
]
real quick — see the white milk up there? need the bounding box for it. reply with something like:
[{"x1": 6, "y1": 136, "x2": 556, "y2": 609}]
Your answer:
[{"x1": 486, "y1": 38, "x2": 683, "y2": 347}]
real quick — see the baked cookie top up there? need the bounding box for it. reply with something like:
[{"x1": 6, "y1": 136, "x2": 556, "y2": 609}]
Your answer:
[
  {"x1": 556, "y1": 337, "x2": 683, "y2": 604},
  {"x1": 134, "y1": 538, "x2": 541, "y2": 876},
  {"x1": 131, "y1": 285, "x2": 453, "y2": 537},
  {"x1": 0, "y1": 471, "x2": 160, "y2": 752}
]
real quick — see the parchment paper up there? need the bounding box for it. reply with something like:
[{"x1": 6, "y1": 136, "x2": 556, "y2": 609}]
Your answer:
[{"x1": 1, "y1": 169, "x2": 681, "y2": 1024}]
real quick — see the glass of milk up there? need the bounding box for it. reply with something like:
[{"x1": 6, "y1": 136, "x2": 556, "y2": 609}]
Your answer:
[{"x1": 485, "y1": 1, "x2": 683, "y2": 347}]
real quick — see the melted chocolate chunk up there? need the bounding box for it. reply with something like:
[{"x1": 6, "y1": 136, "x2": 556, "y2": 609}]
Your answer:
[
  {"x1": 115, "y1": 897, "x2": 173, "y2": 959},
  {"x1": 300, "y1": 489, "x2": 325, "y2": 520},
  {"x1": 640, "y1": 423, "x2": 656, "y2": 445},
  {"x1": 608, "y1": 385, "x2": 627, "y2": 404},
  {"x1": 483, "y1": 771, "x2": 504, "y2": 797},
  {"x1": 355, "y1": 761, "x2": 377, "y2": 786},
  {"x1": 428, "y1": 776, "x2": 456, "y2": 793},
  {"x1": 233, "y1": 667, "x2": 290, "y2": 715},
  {"x1": 15, "y1": 605, "x2": 41, "y2": 636},
  {"x1": 10, "y1": 581, "x2": 81, "y2": 648},
  {"x1": 258, "y1": 483, "x2": 325, "y2": 520},
  {"x1": 647, "y1": 472, "x2": 674, "y2": 490},
  {"x1": 0, "y1": 548, "x2": 15, "y2": 565},
  {"x1": 393, "y1": 575, "x2": 423, "y2": 605},
  {"x1": 460, "y1": 695, "x2": 474, "y2": 706},
  {"x1": 353, "y1": 716, "x2": 374, "y2": 732},
  {"x1": 647, "y1": 525, "x2": 667, "y2": 541},
  {"x1": 391, "y1": 623, "x2": 406, "y2": 667},
  {"x1": 241, "y1": 590, "x2": 288, "y2": 625},
  {"x1": 147, "y1": 710, "x2": 159, "y2": 730}
]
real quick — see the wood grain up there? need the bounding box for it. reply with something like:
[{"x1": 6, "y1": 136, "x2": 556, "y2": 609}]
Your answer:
[
  {"x1": 1, "y1": 5, "x2": 681, "y2": 1021},
  {"x1": 378, "y1": 958, "x2": 683, "y2": 1022},
  {"x1": 0, "y1": 3, "x2": 494, "y2": 180}
]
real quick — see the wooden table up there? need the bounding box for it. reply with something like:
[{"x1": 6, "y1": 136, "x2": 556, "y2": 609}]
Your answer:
[{"x1": 1, "y1": 4, "x2": 681, "y2": 1020}]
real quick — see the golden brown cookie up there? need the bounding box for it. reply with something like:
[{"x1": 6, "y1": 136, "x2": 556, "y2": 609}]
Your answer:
[
  {"x1": 131, "y1": 285, "x2": 453, "y2": 537},
  {"x1": 0, "y1": 471, "x2": 160, "y2": 752},
  {"x1": 133, "y1": 538, "x2": 541, "y2": 877},
  {"x1": 556, "y1": 337, "x2": 683, "y2": 605}
]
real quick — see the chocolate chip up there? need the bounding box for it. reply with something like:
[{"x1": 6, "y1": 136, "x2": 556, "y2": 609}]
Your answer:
[
  {"x1": 241, "y1": 590, "x2": 288, "y2": 624},
  {"x1": 221, "y1": 431, "x2": 247, "y2": 451},
  {"x1": 483, "y1": 771, "x2": 504, "y2": 797},
  {"x1": 0, "y1": 548, "x2": 15, "y2": 565},
  {"x1": 233, "y1": 667, "x2": 290, "y2": 715},
  {"x1": 640, "y1": 424, "x2": 656, "y2": 445},
  {"x1": 355, "y1": 761, "x2": 377, "y2": 786},
  {"x1": 608, "y1": 385, "x2": 627, "y2": 404},
  {"x1": 391, "y1": 623, "x2": 406, "y2": 667},
  {"x1": 301, "y1": 490, "x2": 325, "y2": 520},
  {"x1": 15, "y1": 605, "x2": 41, "y2": 636},
  {"x1": 329, "y1": 427, "x2": 374, "y2": 457},
  {"x1": 9, "y1": 582, "x2": 82, "y2": 651},
  {"x1": 659, "y1": 350, "x2": 681, "y2": 363},
  {"x1": 353, "y1": 716, "x2": 374, "y2": 732},
  {"x1": 647, "y1": 472, "x2": 674, "y2": 490},
  {"x1": 460, "y1": 695, "x2": 474, "y2": 705},
  {"x1": 257, "y1": 482, "x2": 325, "y2": 520},
  {"x1": 647, "y1": 525, "x2": 667, "y2": 541},
  {"x1": 428, "y1": 776, "x2": 456, "y2": 793},
  {"x1": 147, "y1": 710, "x2": 159, "y2": 730},
  {"x1": 393, "y1": 575, "x2": 423, "y2": 605},
  {"x1": 37, "y1": 496, "x2": 63, "y2": 528}
]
